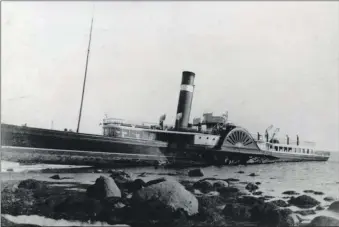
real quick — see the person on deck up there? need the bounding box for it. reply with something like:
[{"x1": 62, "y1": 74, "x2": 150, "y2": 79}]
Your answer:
[{"x1": 265, "y1": 130, "x2": 269, "y2": 142}]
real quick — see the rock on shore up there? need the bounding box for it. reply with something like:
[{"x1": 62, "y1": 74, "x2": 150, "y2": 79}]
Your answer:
[
  {"x1": 1, "y1": 171, "x2": 332, "y2": 227},
  {"x1": 131, "y1": 179, "x2": 199, "y2": 220},
  {"x1": 282, "y1": 190, "x2": 299, "y2": 195},
  {"x1": 309, "y1": 216, "x2": 339, "y2": 226},
  {"x1": 87, "y1": 176, "x2": 121, "y2": 199},
  {"x1": 188, "y1": 168, "x2": 204, "y2": 177},
  {"x1": 288, "y1": 195, "x2": 320, "y2": 208},
  {"x1": 328, "y1": 201, "x2": 339, "y2": 213},
  {"x1": 245, "y1": 183, "x2": 258, "y2": 192}
]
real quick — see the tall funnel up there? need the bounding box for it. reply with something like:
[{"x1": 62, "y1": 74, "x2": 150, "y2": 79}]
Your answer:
[{"x1": 175, "y1": 71, "x2": 195, "y2": 129}]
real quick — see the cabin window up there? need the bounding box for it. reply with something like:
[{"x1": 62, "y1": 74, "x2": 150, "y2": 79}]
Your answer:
[
  {"x1": 212, "y1": 138, "x2": 215, "y2": 141},
  {"x1": 284, "y1": 147, "x2": 287, "y2": 152},
  {"x1": 288, "y1": 148, "x2": 292, "y2": 152},
  {"x1": 307, "y1": 149, "x2": 309, "y2": 154},
  {"x1": 294, "y1": 148, "x2": 296, "y2": 153},
  {"x1": 199, "y1": 137, "x2": 201, "y2": 139},
  {"x1": 207, "y1": 137, "x2": 209, "y2": 139},
  {"x1": 279, "y1": 147, "x2": 283, "y2": 151},
  {"x1": 270, "y1": 145, "x2": 273, "y2": 149},
  {"x1": 275, "y1": 146, "x2": 278, "y2": 151},
  {"x1": 303, "y1": 149, "x2": 305, "y2": 153}
]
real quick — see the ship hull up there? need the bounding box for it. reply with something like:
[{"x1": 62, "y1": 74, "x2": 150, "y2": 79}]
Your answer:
[
  {"x1": 1, "y1": 124, "x2": 172, "y2": 166},
  {"x1": 0, "y1": 124, "x2": 330, "y2": 167}
]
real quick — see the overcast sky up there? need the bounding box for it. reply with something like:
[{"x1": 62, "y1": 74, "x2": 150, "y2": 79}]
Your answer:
[{"x1": 2, "y1": 1, "x2": 338, "y2": 151}]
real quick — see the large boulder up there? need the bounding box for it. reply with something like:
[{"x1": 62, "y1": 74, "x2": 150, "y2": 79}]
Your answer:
[
  {"x1": 288, "y1": 195, "x2": 320, "y2": 208},
  {"x1": 87, "y1": 176, "x2": 121, "y2": 199},
  {"x1": 328, "y1": 201, "x2": 339, "y2": 213},
  {"x1": 188, "y1": 168, "x2": 204, "y2": 177},
  {"x1": 245, "y1": 183, "x2": 259, "y2": 192},
  {"x1": 131, "y1": 179, "x2": 198, "y2": 220},
  {"x1": 309, "y1": 216, "x2": 339, "y2": 226}
]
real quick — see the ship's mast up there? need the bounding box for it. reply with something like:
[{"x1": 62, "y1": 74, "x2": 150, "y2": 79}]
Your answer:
[{"x1": 76, "y1": 9, "x2": 94, "y2": 133}]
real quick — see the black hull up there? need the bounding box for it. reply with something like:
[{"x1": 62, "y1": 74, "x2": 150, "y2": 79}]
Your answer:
[{"x1": 1, "y1": 124, "x2": 175, "y2": 166}]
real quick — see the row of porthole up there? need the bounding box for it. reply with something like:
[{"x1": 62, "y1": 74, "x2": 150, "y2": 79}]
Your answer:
[{"x1": 198, "y1": 136, "x2": 216, "y2": 141}]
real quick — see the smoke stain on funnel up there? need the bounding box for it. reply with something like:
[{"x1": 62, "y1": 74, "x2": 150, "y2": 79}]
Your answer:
[{"x1": 175, "y1": 71, "x2": 195, "y2": 129}]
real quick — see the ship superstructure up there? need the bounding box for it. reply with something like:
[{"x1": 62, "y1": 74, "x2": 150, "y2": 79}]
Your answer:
[{"x1": 101, "y1": 71, "x2": 330, "y2": 165}]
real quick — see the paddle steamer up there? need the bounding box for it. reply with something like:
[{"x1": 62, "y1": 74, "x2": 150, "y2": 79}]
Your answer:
[{"x1": 1, "y1": 12, "x2": 330, "y2": 166}]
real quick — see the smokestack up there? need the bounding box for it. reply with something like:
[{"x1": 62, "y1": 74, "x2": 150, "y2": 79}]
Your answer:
[{"x1": 175, "y1": 71, "x2": 195, "y2": 129}]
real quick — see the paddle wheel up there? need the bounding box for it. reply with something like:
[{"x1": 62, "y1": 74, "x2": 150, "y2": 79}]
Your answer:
[{"x1": 225, "y1": 128, "x2": 258, "y2": 149}]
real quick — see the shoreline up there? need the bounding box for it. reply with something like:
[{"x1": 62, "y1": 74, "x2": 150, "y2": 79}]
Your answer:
[{"x1": 2, "y1": 163, "x2": 339, "y2": 227}]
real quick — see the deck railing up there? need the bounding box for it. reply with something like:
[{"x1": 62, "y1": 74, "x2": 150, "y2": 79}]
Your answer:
[{"x1": 250, "y1": 133, "x2": 316, "y2": 147}]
